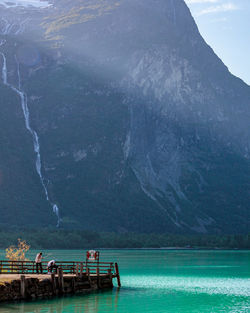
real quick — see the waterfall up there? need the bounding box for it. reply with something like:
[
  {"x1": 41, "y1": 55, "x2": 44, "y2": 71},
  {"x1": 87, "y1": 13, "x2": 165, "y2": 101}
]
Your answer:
[
  {"x1": 1, "y1": 52, "x2": 61, "y2": 227},
  {"x1": 15, "y1": 55, "x2": 21, "y2": 89},
  {"x1": 171, "y1": 0, "x2": 176, "y2": 26},
  {"x1": 1, "y1": 52, "x2": 7, "y2": 84}
]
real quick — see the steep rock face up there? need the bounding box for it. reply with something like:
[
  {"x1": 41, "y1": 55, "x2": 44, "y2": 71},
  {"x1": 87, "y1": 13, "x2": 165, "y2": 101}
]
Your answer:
[{"x1": 0, "y1": 0, "x2": 249, "y2": 233}]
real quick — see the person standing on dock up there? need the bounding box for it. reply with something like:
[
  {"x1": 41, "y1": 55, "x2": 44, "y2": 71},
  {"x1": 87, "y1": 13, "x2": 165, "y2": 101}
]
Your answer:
[{"x1": 35, "y1": 252, "x2": 43, "y2": 274}]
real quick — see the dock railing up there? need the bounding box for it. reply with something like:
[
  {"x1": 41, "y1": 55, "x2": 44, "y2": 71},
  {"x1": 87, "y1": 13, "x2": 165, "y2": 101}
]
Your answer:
[{"x1": 0, "y1": 260, "x2": 115, "y2": 276}]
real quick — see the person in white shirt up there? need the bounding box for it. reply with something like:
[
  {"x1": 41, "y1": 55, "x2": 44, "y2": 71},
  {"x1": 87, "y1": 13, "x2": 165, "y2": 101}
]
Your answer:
[
  {"x1": 47, "y1": 260, "x2": 58, "y2": 274},
  {"x1": 35, "y1": 252, "x2": 43, "y2": 274}
]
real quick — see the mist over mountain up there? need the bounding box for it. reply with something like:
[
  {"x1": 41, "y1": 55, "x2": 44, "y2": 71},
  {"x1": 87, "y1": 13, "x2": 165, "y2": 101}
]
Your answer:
[{"x1": 0, "y1": 0, "x2": 249, "y2": 234}]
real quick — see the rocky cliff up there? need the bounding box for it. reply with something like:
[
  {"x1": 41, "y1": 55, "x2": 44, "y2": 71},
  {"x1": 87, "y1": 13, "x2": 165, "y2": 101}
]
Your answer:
[{"x1": 0, "y1": 0, "x2": 249, "y2": 233}]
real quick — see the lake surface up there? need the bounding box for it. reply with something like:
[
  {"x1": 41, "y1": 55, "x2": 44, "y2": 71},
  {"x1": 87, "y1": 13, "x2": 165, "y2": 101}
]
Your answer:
[{"x1": 0, "y1": 250, "x2": 249, "y2": 312}]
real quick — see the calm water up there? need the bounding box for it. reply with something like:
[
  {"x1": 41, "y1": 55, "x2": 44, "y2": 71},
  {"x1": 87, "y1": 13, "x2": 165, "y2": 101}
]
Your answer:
[{"x1": 0, "y1": 250, "x2": 249, "y2": 312}]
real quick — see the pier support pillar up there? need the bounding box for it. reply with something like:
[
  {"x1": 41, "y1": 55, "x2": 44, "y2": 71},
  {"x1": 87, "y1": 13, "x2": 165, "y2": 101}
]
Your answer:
[
  {"x1": 87, "y1": 267, "x2": 92, "y2": 287},
  {"x1": 57, "y1": 268, "x2": 64, "y2": 294},
  {"x1": 51, "y1": 273, "x2": 56, "y2": 295},
  {"x1": 115, "y1": 263, "x2": 121, "y2": 287},
  {"x1": 20, "y1": 275, "x2": 26, "y2": 299},
  {"x1": 72, "y1": 276, "x2": 76, "y2": 293}
]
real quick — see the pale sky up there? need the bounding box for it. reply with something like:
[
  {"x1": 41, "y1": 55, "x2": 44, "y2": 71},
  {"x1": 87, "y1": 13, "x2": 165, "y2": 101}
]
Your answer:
[
  {"x1": 184, "y1": 0, "x2": 250, "y2": 85},
  {"x1": 0, "y1": 0, "x2": 50, "y2": 8}
]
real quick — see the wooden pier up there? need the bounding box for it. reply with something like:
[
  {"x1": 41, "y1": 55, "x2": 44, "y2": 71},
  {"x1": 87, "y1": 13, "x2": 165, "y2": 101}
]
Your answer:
[{"x1": 0, "y1": 260, "x2": 121, "y2": 302}]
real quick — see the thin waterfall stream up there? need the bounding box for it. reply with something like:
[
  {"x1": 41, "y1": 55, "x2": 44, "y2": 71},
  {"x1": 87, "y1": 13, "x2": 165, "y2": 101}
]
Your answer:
[{"x1": 0, "y1": 51, "x2": 60, "y2": 226}]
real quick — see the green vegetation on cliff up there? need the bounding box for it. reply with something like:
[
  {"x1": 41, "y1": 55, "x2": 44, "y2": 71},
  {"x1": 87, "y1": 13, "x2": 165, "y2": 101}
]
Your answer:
[{"x1": 0, "y1": 230, "x2": 249, "y2": 250}]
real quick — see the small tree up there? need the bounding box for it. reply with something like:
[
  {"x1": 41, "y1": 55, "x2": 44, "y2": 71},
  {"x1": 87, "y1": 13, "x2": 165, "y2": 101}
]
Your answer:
[{"x1": 5, "y1": 239, "x2": 30, "y2": 261}]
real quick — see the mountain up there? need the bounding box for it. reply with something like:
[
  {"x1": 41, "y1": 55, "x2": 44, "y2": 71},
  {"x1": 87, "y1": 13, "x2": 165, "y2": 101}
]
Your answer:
[{"x1": 0, "y1": 0, "x2": 249, "y2": 234}]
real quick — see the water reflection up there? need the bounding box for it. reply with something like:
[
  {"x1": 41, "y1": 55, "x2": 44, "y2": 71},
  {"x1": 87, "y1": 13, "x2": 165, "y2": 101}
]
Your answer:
[{"x1": 1, "y1": 288, "x2": 121, "y2": 313}]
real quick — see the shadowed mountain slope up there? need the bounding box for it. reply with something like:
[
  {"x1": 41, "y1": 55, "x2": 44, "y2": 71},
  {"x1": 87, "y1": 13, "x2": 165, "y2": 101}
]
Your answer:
[{"x1": 0, "y1": 0, "x2": 249, "y2": 233}]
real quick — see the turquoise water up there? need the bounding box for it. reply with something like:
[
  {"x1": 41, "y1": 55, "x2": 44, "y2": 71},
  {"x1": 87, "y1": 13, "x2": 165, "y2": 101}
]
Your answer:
[{"x1": 0, "y1": 250, "x2": 249, "y2": 312}]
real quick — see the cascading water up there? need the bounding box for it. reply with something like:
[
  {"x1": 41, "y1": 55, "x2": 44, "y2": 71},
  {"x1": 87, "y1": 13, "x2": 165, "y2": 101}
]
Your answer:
[
  {"x1": 171, "y1": 0, "x2": 176, "y2": 25},
  {"x1": 1, "y1": 47, "x2": 60, "y2": 227},
  {"x1": 15, "y1": 55, "x2": 21, "y2": 89}
]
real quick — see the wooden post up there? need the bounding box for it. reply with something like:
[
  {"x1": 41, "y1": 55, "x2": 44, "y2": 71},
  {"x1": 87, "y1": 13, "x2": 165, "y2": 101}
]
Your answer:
[
  {"x1": 51, "y1": 273, "x2": 56, "y2": 295},
  {"x1": 108, "y1": 268, "x2": 112, "y2": 282},
  {"x1": 96, "y1": 267, "x2": 100, "y2": 288},
  {"x1": 20, "y1": 275, "x2": 26, "y2": 298},
  {"x1": 76, "y1": 264, "x2": 79, "y2": 277},
  {"x1": 115, "y1": 263, "x2": 121, "y2": 287},
  {"x1": 108, "y1": 268, "x2": 113, "y2": 287},
  {"x1": 80, "y1": 263, "x2": 83, "y2": 277},
  {"x1": 57, "y1": 268, "x2": 64, "y2": 294},
  {"x1": 61, "y1": 269, "x2": 64, "y2": 292}
]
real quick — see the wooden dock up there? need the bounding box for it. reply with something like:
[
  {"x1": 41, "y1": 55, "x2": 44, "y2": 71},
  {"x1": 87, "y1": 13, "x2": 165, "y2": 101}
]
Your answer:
[{"x1": 0, "y1": 260, "x2": 121, "y2": 302}]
